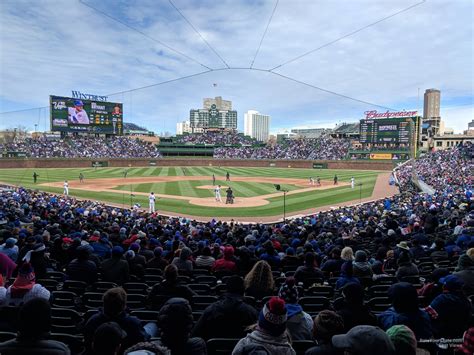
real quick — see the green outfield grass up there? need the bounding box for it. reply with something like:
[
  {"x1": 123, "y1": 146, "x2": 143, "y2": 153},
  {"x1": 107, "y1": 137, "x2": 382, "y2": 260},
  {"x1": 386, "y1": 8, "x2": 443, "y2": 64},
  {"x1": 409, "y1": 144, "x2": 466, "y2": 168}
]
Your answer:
[
  {"x1": 113, "y1": 180, "x2": 301, "y2": 198},
  {"x1": 0, "y1": 166, "x2": 382, "y2": 218}
]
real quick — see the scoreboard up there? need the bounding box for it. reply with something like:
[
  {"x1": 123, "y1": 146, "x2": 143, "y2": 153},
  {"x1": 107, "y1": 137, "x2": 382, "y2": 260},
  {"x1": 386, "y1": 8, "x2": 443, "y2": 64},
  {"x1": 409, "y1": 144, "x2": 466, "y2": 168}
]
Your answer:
[
  {"x1": 50, "y1": 95, "x2": 123, "y2": 135},
  {"x1": 359, "y1": 117, "x2": 419, "y2": 144}
]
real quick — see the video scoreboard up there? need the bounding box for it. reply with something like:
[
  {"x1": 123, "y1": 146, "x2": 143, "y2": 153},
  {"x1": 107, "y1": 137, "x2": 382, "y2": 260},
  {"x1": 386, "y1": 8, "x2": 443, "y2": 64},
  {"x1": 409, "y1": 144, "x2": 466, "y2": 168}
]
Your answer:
[
  {"x1": 359, "y1": 116, "x2": 420, "y2": 144},
  {"x1": 50, "y1": 95, "x2": 123, "y2": 135}
]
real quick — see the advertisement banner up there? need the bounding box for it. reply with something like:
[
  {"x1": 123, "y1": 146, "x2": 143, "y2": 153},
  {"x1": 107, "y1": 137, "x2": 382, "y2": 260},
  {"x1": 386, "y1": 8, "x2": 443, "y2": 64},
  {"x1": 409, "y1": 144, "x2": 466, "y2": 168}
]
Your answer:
[
  {"x1": 369, "y1": 153, "x2": 392, "y2": 160},
  {"x1": 313, "y1": 163, "x2": 328, "y2": 169},
  {"x1": 91, "y1": 161, "x2": 108, "y2": 167}
]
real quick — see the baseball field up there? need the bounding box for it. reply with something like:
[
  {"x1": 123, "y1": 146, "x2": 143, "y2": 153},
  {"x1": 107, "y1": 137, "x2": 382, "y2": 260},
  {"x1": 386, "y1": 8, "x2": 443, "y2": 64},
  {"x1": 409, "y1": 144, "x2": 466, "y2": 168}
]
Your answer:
[{"x1": 0, "y1": 166, "x2": 396, "y2": 222}]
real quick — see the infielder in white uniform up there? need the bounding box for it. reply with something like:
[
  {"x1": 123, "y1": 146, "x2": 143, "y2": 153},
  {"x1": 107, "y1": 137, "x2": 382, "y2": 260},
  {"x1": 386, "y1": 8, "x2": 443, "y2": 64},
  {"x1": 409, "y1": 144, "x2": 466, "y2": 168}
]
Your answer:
[
  {"x1": 214, "y1": 185, "x2": 222, "y2": 202},
  {"x1": 309, "y1": 177, "x2": 315, "y2": 185},
  {"x1": 63, "y1": 180, "x2": 69, "y2": 195},
  {"x1": 68, "y1": 100, "x2": 89, "y2": 124},
  {"x1": 149, "y1": 192, "x2": 156, "y2": 213},
  {"x1": 351, "y1": 177, "x2": 355, "y2": 189}
]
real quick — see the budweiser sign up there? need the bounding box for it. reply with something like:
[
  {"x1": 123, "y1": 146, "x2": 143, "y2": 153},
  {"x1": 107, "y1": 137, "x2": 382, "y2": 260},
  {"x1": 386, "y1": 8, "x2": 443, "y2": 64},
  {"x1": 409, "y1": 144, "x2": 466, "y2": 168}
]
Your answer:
[{"x1": 364, "y1": 110, "x2": 418, "y2": 119}]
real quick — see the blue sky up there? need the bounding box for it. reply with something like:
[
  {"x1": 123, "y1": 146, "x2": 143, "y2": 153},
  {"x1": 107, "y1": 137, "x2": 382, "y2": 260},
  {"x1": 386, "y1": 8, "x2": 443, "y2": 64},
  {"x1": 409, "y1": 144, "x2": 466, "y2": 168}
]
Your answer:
[{"x1": 0, "y1": 0, "x2": 472, "y2": 134}]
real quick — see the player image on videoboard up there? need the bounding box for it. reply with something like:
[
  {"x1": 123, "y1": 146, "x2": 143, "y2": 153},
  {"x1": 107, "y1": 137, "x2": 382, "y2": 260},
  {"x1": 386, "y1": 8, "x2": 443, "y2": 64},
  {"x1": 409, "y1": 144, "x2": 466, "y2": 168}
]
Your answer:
[{"x1": 68, "y1": 100, "x2": 90, "y2": 124}]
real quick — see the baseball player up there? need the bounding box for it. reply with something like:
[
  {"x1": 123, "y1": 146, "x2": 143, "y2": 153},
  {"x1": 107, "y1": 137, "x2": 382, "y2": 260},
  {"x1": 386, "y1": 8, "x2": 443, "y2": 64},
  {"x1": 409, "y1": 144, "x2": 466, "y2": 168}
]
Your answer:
[
  {"x1": 149, "y1": 192, "x2": 156, "y2": 213},
  {"x1": 317, "y1": 176, "x2": 321, "y2": 186},
  {"x1": 79, "y1": 173, "x2": 84, "y2": 183},
  {"x1": 33, "y1": 172, "x2": 39, "y2": 184},
  {"x1": 351, "y1": 177, "x2": 355, "y2": 189},
  {"x1": 63, "y1": 180, "x2": 69, "y2": 195},
  {"x1": 68, "y1": 100, "x2": 89, "y2": 124},
  {"x1": 309, "y1": 177, "x2": 315, "y2": 186},
  {"x1": 214, "y1": 185, "x2": 222, "y2": 202},
  {"x1": 334, "y1": 175, "x2": 338, "y2": 185},
  {"x1": 212, "y1": 174, "x2": 216, "y2": 186},
  {"x1": 226, "y1": 172, "x2": 230, "y2": 181}
]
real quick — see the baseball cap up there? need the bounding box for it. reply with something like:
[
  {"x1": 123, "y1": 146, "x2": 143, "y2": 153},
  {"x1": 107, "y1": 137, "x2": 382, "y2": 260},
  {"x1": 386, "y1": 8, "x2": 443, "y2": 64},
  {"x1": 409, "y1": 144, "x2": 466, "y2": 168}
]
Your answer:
[
  {"x1": 332, "y1": 325, "x2": 395, "y2": 355},
  {"x1": 439, "y1": 275, "x2": 464, "y2": 291},
  {"x1": 74, "y1": 100, "x2": 84, "y2": 106}
]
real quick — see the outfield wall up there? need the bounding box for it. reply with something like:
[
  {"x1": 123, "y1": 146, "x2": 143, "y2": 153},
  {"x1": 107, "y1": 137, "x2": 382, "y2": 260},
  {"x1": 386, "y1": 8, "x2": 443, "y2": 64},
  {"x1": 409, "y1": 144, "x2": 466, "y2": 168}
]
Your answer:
[{"x1": 0, "y1": 158, "x2": 395, "y2": 170}]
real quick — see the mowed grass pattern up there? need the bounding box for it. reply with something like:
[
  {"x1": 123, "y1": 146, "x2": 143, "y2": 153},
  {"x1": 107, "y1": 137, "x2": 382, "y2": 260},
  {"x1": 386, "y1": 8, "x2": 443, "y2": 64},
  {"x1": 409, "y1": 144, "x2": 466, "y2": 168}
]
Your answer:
[
  {"x1": 0, "y1": 166, "x2": 380, "y2": 217},
  {"x1": 114, "y1": 180, "x2": 300, "y2": 198}
]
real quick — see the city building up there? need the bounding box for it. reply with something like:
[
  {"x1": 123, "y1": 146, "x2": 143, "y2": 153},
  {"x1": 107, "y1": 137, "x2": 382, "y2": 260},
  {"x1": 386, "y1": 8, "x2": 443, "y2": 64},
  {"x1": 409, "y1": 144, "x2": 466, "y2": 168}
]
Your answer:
[
  {"x1": 291, "y1": 128, "x2": 330, "y2": 139},
  {"x1": 468, "y1": 119, "x2": 474, "y2": 130},
  {"x1": 244, "y1": 110, "x2": 270, "y2": 142},
  {"x1": 176, "y1": 121, "x2": 191, "y2": 135},
  {"x1": 431, "y1": 134, "x2": 474, "y2": 150},
  {"x1": 423, "y1": 88, "x2": 441, "y2": 136},
  {"x1": 189, "y1": 96, "x2": 237, "y2": 131}
]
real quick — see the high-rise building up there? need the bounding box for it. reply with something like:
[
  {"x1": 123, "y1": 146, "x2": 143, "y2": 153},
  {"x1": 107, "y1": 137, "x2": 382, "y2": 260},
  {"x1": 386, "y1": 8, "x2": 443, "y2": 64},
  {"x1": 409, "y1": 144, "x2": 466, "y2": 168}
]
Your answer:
[
  {"x1": 244, "y1": 110, "x2": 270, "y2": 142},
  {"x1": 190, "y1": 96, "x2": 237, "y2": 131},
  {"x1": 423, "y1": 89, "x2": 441, "y2": 136},
  {"x1": 176, "y1": 121, "x2": 191, "y2": 135}
]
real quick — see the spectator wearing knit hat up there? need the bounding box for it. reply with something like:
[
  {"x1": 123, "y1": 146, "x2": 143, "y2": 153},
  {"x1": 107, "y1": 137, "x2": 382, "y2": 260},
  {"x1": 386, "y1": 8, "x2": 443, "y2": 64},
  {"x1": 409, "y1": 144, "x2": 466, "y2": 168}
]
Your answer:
[
  {"x1": 0, "y1": 262, "x2": 50, "y2": 306},
  {"x1": 352, "y1": 250, "x2": 373, "y2": 278},
  {"x1": 101, "y1": 246, "x2": 130, "y2": 285},
  {"x1": 385, "y1": 325, "x2": 430, "y2": 355},
  {"x1": 305, "y1": 310, "x2": 344, "y2": 355},
  {"x1": 278, "y1": 277, "x2": 313, "y2": 340},
  {"x1": 232, "y1": 296, "x2": 296, "y2": 355}
]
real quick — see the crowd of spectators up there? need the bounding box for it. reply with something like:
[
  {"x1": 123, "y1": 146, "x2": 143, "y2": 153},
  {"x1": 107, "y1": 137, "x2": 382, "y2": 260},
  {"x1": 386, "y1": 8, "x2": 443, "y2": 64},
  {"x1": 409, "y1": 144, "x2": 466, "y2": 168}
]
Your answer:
[
  {"x1": 214, "y1": 135, "x2": 351, "y2": 160},
  {"x1": 396, "y1": 143, "x2": 473, "y2": 194},
  {"x1": 177, "y1": 132, "x2": 256, "y2": 146},
  {"x1": 0, "y1": 145, "x2": 472, "y2": 354},
  {"x1": 0, "y1": 136, "x2": 162, "y2": 159}
]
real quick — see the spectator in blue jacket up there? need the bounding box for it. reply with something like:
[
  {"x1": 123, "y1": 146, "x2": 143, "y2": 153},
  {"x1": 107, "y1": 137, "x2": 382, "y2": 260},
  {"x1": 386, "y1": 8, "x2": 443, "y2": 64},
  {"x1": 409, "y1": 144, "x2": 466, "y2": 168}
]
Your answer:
[
  {"x1": 336, "y1": 261, "x2": 360, "y2": 290},
  {"x1": 378, "y1": 282, "x2": 432, "y2": 339},
  {"x1": 426, "y1": 275, "x2": 471, "y2": 338},
  {"x1": 91, "y1": 234, "x2": 112, "y2": 259},
  {"x1": 84, "y1": 287, "x2": 150, "y2": 353}
]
